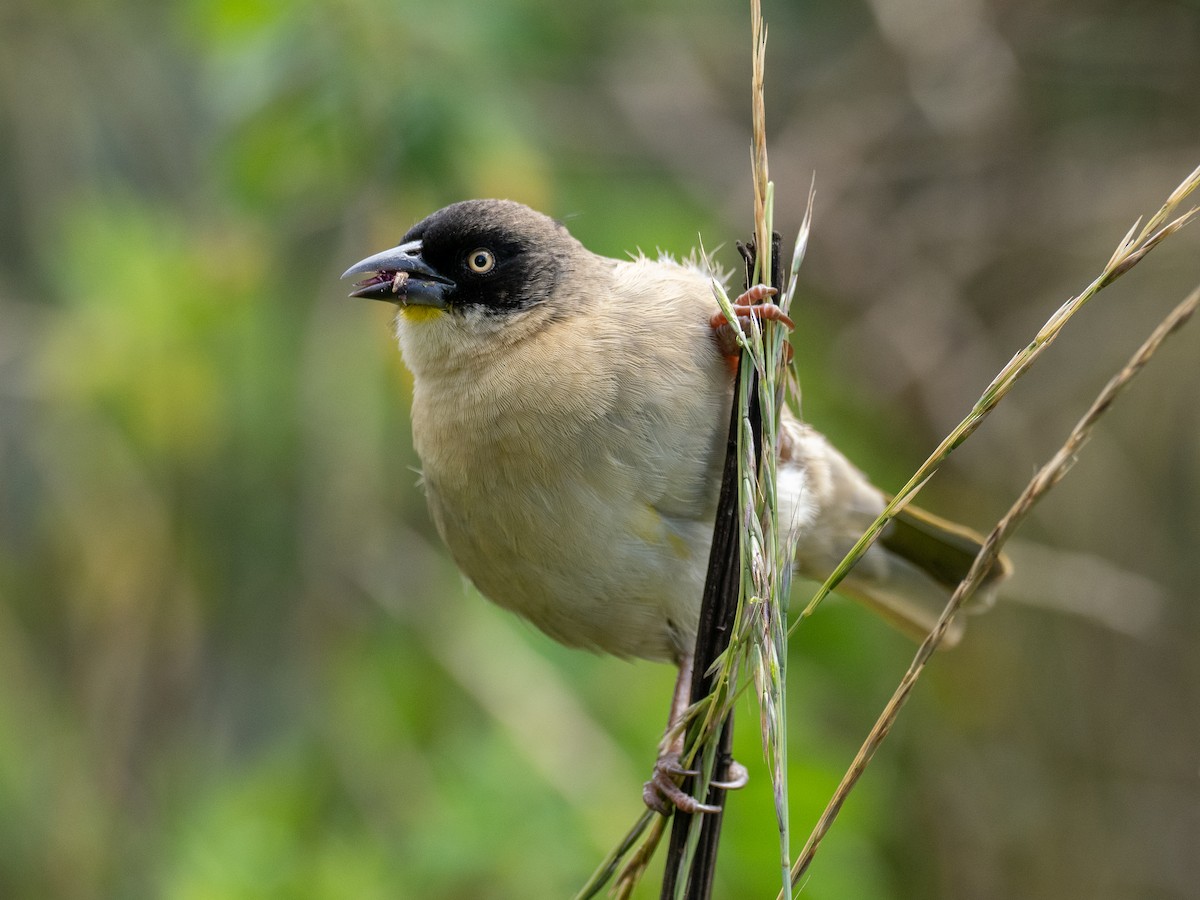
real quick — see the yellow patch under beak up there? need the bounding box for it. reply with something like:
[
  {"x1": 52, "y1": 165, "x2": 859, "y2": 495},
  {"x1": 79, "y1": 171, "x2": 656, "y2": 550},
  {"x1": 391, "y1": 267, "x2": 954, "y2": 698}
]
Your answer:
[{"x1": 401, "y1": 305, "x2": 444, "y2": 323}]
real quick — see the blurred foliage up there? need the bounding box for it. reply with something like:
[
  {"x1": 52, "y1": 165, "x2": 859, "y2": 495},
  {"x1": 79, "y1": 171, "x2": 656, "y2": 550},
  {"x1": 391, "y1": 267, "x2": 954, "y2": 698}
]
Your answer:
[{"x1": 1, "y1": 0, "x2": 1198, "y2": 897}]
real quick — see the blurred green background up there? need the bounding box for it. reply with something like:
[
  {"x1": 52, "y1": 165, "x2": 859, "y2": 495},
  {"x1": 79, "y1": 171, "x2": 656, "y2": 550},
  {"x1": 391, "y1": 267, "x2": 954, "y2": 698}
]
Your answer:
[{"x1": 2, "y1": 0, "x2": 1198, "y2": 897}]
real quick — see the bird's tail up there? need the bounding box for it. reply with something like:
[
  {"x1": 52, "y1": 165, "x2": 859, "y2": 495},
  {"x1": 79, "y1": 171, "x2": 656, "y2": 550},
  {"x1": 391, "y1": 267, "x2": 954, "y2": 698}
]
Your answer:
[{"x1": 835, "y1": 504, "x2": 1009, "y2": 646}]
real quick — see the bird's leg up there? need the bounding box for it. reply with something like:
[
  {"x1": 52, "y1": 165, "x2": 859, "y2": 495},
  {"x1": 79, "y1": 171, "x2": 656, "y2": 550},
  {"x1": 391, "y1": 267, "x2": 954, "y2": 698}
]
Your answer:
[
  {"x1": 642, "y1": 654, "x2": 749, "y2": 815},
  {"x1": 709, "y1": 284, "x2": 794, "y2": 361},
  {"x1": 643, "y1": 656, "x2": 712, "y2": 815}
]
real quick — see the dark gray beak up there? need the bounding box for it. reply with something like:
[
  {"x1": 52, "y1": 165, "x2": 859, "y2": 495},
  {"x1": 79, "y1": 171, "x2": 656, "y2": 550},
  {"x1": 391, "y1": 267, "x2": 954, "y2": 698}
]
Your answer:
[{"x1": 341, "y1": 240, "x2": 455, "y2": 307}]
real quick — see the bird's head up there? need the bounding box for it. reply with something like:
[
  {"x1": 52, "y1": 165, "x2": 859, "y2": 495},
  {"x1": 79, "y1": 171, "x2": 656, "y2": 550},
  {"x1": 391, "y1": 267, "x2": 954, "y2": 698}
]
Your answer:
[{"x1": 342, "y1": 199, "x2": 582, "y2": 322}]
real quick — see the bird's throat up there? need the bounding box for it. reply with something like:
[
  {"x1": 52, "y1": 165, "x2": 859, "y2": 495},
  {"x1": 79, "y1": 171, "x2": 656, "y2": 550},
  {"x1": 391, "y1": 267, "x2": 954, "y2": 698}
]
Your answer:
[{"x1": 400, "y1": 305, "x2": 444, "y2": 323}]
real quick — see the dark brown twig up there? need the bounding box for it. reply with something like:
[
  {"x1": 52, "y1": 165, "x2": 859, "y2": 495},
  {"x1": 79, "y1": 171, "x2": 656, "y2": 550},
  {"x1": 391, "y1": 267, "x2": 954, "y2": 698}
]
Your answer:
[{"x1": 660, "y1": 234, "x2": 780, "y2": 900}]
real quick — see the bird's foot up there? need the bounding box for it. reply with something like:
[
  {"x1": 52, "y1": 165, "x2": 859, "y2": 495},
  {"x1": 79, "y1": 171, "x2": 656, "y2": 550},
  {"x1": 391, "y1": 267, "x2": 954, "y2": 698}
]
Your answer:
[
  {"x1": 709, "y1": 285, "x2": 794, "y2": 360},
  {"x1": 641, "y1": 752, "x2": 750, "y2": 816}
]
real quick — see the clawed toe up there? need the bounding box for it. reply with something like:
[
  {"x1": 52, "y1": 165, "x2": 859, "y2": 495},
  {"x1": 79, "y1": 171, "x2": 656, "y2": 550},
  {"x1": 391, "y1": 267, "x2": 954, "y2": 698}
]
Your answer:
[
  {"x1": 709, "y1": 760, "x2": 749, "y2": 791},
  {"x1": 642, "y1": 752, "x2": 749, "y2": 816},
  {"x1": 642, "y1": 777, "x2": 719, "y2": 816},
  {"x1": 643, "y1": 752, "x2": 721, "y2": 816},
  {"x1": 708, "y1": 284, "x2": 794, "y2": 360}
]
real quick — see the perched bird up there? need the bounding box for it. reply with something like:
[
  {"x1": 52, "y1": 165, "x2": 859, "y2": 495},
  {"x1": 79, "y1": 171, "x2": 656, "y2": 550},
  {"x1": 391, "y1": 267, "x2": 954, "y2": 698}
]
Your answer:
[{"x1": 342, "y1": 199, "x2": 1008, "y2": 813}]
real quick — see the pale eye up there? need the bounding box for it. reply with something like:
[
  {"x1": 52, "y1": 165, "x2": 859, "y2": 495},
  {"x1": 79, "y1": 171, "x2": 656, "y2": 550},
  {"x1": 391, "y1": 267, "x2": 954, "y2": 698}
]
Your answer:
[{"x1": 466, "y1": 248, "x2": 495, "y2": 273}]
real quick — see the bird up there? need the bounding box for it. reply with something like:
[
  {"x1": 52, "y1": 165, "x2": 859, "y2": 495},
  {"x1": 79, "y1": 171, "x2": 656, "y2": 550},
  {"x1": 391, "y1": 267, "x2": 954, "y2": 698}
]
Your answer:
[{"x1": 342, "y1": 198, "x2": 1009, "y2": 814}]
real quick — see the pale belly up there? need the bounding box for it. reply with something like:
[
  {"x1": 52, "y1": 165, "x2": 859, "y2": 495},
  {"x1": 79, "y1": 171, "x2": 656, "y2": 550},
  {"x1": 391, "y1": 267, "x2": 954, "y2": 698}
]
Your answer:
[{"x1": 424, "y1": 464, "x2": 714, "y2": 662}]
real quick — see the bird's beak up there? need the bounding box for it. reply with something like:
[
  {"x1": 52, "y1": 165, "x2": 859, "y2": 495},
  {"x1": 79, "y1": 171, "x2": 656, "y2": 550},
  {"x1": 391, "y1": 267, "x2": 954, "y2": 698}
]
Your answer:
[{"x1": 341, "y1": 240, "x2": 455, "y2": 308}]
